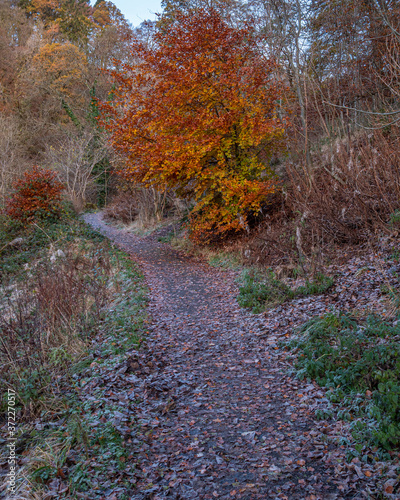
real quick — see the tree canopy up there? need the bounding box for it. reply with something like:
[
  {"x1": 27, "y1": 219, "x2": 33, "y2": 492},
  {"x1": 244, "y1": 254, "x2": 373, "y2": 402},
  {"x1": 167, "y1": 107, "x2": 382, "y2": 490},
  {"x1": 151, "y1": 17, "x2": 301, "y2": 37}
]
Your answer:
[{"x1": 102, "y1": 9, "x2": 287, "y2": 241}]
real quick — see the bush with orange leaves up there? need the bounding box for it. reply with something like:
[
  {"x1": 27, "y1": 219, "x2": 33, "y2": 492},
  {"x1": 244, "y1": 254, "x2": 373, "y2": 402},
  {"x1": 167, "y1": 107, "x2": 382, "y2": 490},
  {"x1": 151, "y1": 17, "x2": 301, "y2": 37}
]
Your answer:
[
  {"x1": 101, "y1": 9, "x2": 287, "y2": 243},
  {"x1": 5, "y1": 166, "x2": 64, "y2": 223}
]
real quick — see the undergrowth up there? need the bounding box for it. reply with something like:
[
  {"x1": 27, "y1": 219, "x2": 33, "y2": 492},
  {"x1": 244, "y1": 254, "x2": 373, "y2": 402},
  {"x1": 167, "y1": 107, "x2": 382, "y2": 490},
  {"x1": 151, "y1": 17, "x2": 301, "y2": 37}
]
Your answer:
[
  {"x1": 0, "y1": 211, "x2": 148, "y2": 498},
  {"x1": 168, "y1": 230, "x2": 244, "y2": 270},
  {"x1": 238, "y1": 269, "x2": 334, "y2": 313},
  {"x1": 288, "y1": 311, "x2": 400, "y2": 453},
  {"x1": 0, "y1": 203, "x2": 100, "y2": 281}
]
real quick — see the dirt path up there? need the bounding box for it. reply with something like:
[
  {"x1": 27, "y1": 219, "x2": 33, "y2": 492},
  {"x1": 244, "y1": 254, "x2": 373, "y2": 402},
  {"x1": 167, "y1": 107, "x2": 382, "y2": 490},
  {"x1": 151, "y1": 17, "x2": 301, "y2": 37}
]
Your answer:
[{"x1": 83, "y1": 213, "x2": 367, "y2": 500}]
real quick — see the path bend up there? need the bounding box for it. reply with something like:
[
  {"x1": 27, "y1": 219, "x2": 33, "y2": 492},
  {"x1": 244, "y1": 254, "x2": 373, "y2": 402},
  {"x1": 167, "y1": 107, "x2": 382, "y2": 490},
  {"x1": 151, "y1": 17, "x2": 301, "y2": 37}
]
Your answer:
[{"x1": 83, "y1": 212, "x2": 356, "y2": 500}]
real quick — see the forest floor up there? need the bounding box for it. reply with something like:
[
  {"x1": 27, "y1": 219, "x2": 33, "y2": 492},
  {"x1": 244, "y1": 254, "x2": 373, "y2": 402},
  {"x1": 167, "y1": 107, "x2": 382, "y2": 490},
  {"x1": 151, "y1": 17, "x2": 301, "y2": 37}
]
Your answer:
[{"x1": 82, "y1": 212, "x2": 400, "y2": 500}]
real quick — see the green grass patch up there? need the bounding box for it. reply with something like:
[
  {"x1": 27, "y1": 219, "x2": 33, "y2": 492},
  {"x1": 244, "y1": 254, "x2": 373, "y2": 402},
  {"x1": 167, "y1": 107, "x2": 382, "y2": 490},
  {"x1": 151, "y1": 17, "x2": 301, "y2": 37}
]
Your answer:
[
  {"x1": 207, "y1": 250, "x2": 242, "y2": 270},
  {"x1": 288, "y1": 311, "x2": 400, "y2": 453},
  {"x1": 390, "y1": 209, "x2": 400, "y2": 226},
  {"x1": 238, "y1": 269, "x2": 334, "y2": 313},
  {"x1": 158, "y1": 232, "x2": 174, "y2": 243}
]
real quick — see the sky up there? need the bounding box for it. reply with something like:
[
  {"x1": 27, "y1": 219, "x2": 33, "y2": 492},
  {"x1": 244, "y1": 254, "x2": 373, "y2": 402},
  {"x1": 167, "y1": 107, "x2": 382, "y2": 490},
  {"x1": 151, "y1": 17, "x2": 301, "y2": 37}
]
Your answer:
[{"x1": 110, "y1": 0, "x2": 162, "y2": 26}]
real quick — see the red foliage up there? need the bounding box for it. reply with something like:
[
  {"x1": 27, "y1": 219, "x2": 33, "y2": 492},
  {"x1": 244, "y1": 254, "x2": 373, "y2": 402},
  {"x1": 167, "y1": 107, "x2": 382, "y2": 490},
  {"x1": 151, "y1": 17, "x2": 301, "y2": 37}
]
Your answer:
[
  {"x1": 5, "y1": 166, "x2": 64, "y2": 223},
  {"x1": 101, "y1": 9, "x2": 287, "y2": 243}
]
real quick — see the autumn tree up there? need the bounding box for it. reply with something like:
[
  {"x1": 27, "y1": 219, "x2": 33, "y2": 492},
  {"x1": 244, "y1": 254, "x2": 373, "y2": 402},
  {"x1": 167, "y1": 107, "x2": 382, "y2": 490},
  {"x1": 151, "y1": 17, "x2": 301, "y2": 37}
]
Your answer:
[
  {"x1": 0, "y1": 0, "x2": 132, "y2": 211},
  {"x1": 0, "y1": 114, "x2": 26, "y2": 204},
  {"x1": 102, "y1": 9, "x2": 286, "y2": 242},
  {"x1": 21, "y1": 0, "x2": 61, "y2": 27},
  {"x1": 0, "y1": 0, "x2": 34, "y2": 108},
  {"x1": 17, "y1": 40, "x2": 89, "y2": 148},
  {"x1": 58, "y1": 0, "x2": 93, "y2": 47},
  {"x1": 30, "y1": 41, "x2": 88, "y2": 99},
  {"x1": 89, "y1": 0, "x2": 132, "y2": 71}
]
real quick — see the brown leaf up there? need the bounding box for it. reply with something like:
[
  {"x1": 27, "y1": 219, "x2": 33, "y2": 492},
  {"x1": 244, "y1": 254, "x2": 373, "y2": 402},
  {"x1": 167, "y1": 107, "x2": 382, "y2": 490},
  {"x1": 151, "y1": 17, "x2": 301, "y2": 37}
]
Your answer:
[{"x1": 384, "y1": 479, "x2": 396, "y2": 494}]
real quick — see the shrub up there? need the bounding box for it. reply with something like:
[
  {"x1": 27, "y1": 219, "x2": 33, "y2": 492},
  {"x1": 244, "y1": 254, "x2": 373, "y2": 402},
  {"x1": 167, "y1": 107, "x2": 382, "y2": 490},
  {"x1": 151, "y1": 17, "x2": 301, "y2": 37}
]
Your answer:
[
  {"x1": 104, "y1": 187, "x2": 173, "y2": 227},
  {"x1": 238, "y1": 269, "x2": 291, "y2": 312},
  {"x1": 288, "y1": 130, "x2": 400, "y2": 247},
  {"x1": 289, "y1": 312, "x2": 400, "y2": 450},
  {"x1": 5, "y1": 166, "x2": 64, "y2": 223}
]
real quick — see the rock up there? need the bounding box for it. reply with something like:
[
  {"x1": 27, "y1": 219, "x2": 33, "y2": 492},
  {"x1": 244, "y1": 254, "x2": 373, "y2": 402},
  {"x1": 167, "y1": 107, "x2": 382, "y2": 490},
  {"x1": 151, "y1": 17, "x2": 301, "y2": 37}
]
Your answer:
[{"x1": 50, "y1": 249, "x2": 66, "y2": 262}]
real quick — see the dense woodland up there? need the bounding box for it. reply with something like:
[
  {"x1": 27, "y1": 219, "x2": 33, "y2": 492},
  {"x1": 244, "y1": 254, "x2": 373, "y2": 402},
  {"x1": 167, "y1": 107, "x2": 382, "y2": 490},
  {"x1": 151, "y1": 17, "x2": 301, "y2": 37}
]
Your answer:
[{"x1": 0, "y1": 0, "x2": 132, "y2": 210}]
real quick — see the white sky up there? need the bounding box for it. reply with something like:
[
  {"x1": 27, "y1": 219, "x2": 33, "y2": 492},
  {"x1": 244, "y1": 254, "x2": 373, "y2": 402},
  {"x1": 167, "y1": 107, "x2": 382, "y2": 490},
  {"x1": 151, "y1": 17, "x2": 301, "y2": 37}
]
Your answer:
[{"x1": 106, "y1": 0, "x2": 162, "y2": 26}]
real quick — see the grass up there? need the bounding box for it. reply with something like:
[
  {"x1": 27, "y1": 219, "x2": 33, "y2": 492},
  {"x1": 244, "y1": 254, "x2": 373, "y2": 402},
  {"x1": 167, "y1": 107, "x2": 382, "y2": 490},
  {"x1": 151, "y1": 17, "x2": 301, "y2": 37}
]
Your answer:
[
  {"x1": 158, "y1": 233, "x2": 174, "y2": 243},
  {"x1": 390, "y1": 209, "x2": 400, "y2": 227},
  {"x1": 207, "y1": 250, "x2": 243, "y2": 270},
  {"x1": 238, "y1": 269, "x2": 334, "y2": 313},
  {"x1": 288, "y1": 311, "x2": 400, "y2": 455},
  {"x1": 0, "y1": 204, "x2": 104, "y2": 282},
  {"x1": 167, "y1": 231, "x2": 244, "y2": 271},
  {"x1": 0, "y1": 209, "x2": 148, "y2": 498}
]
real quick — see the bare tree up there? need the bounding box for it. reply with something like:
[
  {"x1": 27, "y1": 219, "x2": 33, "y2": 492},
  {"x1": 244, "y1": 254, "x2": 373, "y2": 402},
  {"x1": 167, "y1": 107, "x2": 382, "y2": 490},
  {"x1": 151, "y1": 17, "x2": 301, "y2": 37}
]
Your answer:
[
  {"x1": 249, "y1": 0, "x2": 311, "y2": 165},
  {"x1": 45, "y1": 130, "x2": 109, "y2": 212}
]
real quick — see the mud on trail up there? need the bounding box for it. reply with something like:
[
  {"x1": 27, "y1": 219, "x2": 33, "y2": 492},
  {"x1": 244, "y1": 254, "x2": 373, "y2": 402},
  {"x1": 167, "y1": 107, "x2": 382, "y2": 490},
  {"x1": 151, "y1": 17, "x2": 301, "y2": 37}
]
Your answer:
[{"x1": 83, "y1": 212, "x2": 372, "y2": 500}]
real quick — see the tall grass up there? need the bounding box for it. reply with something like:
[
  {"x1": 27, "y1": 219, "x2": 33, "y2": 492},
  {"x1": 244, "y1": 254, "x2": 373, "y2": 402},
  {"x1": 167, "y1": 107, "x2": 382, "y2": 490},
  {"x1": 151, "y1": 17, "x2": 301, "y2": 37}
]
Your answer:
[{"x1": 0, "y1": 245, "x2": 113, "y2": 419}]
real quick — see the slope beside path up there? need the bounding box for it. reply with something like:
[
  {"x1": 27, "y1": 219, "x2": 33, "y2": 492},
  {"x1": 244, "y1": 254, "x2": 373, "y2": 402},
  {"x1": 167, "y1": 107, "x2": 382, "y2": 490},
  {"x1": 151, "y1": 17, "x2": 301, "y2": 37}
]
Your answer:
[{"x1": 83, "y1": 212, "x2": 374, "y2": 500}]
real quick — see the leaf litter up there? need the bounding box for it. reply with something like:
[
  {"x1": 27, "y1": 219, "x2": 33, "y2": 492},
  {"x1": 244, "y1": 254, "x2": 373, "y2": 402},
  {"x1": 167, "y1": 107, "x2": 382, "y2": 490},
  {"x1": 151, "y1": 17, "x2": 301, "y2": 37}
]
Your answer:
[{"x1": 83, "y1": 212, "x2": 400, "y2": 499}]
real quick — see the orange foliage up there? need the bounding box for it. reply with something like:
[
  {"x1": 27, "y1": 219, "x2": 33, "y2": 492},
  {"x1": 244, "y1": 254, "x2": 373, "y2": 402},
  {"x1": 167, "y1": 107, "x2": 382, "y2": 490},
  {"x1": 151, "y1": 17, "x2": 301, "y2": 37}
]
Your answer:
[
  {"x1": 31, "y1": 42, "x2": 88, "y2": 99},
  {"x1": 27, "y1": 0, "x2": 60, "y2": 23},
  {"x1": 101, "y1": 9, "x2": 287, "y2": 242},
  {"x1": 5, "y1": 166, "x2": 64, "y2": 223},
  {"x1": 92, "y1": 3, "x2": 111, "y2": 28}
]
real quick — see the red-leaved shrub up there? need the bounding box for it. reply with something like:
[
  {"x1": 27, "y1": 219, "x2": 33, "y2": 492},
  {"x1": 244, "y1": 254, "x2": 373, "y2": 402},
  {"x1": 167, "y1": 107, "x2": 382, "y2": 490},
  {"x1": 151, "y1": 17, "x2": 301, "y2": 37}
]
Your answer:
[{"x1": 5, "y1": 166, "x2": 64, "y2": 223}]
